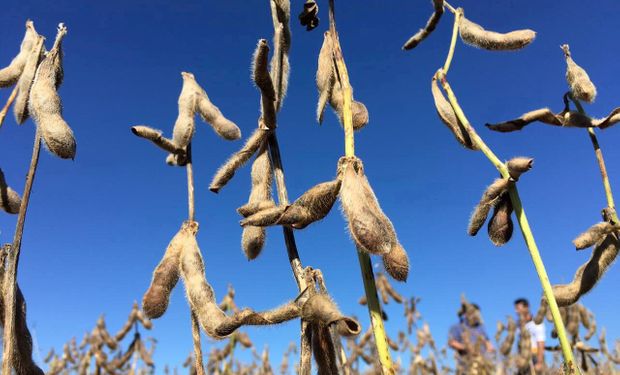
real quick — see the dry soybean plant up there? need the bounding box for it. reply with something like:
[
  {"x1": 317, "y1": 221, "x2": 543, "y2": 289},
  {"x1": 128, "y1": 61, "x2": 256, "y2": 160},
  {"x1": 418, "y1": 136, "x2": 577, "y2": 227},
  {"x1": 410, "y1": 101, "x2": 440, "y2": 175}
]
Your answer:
[
  {"x1": 401, "y1": 1, "x2": 578, "y2": 372},
  {"x1": 43, "y1": 302, "x2": 156, "y2": 375},
  {"x1": 131, "y1": 2, "x2": 364, "y2": 373},
  {"x1": 0, "y1": 20, "x2": 76, "y2": 375},
  {"x1": 486, "y1": 45, "x2": 620, "y2": 309},
  {"x1": 241, "y1": 1, "x2": 412, "y2": 373}
]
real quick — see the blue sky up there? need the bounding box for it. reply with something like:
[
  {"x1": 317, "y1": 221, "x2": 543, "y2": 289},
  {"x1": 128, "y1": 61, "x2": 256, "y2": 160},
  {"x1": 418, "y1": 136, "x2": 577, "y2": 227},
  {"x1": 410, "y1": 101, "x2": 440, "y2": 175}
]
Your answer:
[{"x1": 1, "y1": 0, "x2": 619, "y2": 372}]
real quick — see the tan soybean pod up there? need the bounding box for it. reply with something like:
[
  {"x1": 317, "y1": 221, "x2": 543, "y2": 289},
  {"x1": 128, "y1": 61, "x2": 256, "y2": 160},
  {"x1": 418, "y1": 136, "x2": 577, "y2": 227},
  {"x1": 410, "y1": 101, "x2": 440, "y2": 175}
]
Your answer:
[
  {"x1": 269, "y1": 0, "x2": 291, "y2": 109},
  {"x1": 431, "y1": 74, "x2": 476, "y2": 150},
  {"x1": 310, "y1": 323, "x2": 339, "y2": 375},
  {"x1": 562, "y1": 44, "x2": 596, "y2": 103},
  {"x1": 0, "y1": 20, "x2": 38, "y2": 88},
  {"x1": 242, "y1": 142, "x2": 273, "y2": 260},
  {"x1": 553, "y1": 232, "x2": 619, "y2": 306},
  {"x1": 458, "y1": 11, "x2": 536, "y2": 51},
  {"x1": 182, "y1": 72, "x2": 241, "y2": 141},
  {"x1": 329, "y1": 81, "x2": 369, "y2": 131},
  {"x1": 499, "y1": 316, "x2": 516, "y2": 356},
  {"x1": 29, "y1": 24, "x2": 76, "y2": 160},
  {"x1": 276, "y1": 179, "x2": 341, "y2": 229},
  {"x1": 171, "y1": 73, "x2": 197, "y2": 150},
  {"x1": 506, "y1": 157, "x2": 533, "y2": 181},
  {"x1": 487, "y1": 194, "x2": 514, "y2": 246},
  {"x1": 142, "y1": 221, "x2": 194, "y2": 319},
  {"x1": 0, "y1": 245, "x2": 45, "y2": 375},
  {"x1": 14, "y1": 34, "x2": 45, "y2": 124},
  {"x1": 573, "y1": 221, "x2": 618, "y2": 250},
  {"x1": 402, "y1": 0, "x2": 444, "y2": 50},
  {"x1": 383, "y1": 242, "x2": 410, "y2": 282},
  {"x1": 468, "y1": 178, "x2": 510, "y2": 236},
  {"x1": 300, "y1": 294, "x2": 361, "y2": 337},
  {"x1": 210, "y1": 128, "x2": 271, "y2": 193},
  {"x1": 338, "y1": 156, "x2": 397, "y2": 255},
  {"x1": 316, "y1": 31, "x2": 335, "y2": 124},
  {"x1": 0, "y1": 168, "x2": 22, "y2": 214}
]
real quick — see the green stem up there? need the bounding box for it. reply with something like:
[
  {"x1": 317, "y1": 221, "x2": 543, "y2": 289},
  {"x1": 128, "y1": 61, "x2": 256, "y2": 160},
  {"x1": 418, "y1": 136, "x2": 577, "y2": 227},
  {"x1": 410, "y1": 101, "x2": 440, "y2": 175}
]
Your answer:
[
  {"x1": 330, "y1": 1, "x2": 394, "y2": 374},
  {"x1": 442, "y1": 9, "x2": 461, "y2": 74},
  {"x1": 437, "y1": 70, "x2": 577, "y2": 373},
  {"x1": 571, "y1": 97, "x2": 618, "y2": 222}
]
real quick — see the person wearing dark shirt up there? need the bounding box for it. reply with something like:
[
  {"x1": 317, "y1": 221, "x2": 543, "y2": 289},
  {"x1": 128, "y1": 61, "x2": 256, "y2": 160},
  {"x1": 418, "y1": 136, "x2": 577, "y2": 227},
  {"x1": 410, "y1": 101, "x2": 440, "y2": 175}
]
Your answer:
[{"x1": 448, "y1": 302, "x2": 494, "y2": 373}]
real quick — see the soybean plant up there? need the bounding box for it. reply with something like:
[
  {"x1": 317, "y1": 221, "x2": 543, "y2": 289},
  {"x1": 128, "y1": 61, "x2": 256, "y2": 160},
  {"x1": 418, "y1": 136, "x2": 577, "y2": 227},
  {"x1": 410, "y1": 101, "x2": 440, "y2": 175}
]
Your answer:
[
  {"x1": 402, "y1": 1, "x2": 578, "y2": 372},
  {"x1": 0, "y1": 21, "x2": 76, "y2": 375},
  {"x1": 487, "y1": 45, "x2": 620, "y2": 309}
]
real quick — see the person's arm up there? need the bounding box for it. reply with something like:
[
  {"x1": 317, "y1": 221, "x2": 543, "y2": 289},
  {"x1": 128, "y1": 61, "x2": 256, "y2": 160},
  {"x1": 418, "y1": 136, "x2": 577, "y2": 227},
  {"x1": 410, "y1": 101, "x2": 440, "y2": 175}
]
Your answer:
[
  {"x1": 448, "y1": 339, "x2": 467, "y2": 353},
  {"x1": 536, "y1": 341, "x2": 544, "y2": 364}
]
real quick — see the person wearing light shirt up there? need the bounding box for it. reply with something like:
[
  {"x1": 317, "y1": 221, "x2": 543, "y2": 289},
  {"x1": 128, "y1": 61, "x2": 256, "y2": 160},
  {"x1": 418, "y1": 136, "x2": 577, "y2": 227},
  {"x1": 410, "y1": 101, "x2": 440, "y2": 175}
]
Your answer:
[{"x1": 515, "y1": 298, "x2": 546, "y2": 373}]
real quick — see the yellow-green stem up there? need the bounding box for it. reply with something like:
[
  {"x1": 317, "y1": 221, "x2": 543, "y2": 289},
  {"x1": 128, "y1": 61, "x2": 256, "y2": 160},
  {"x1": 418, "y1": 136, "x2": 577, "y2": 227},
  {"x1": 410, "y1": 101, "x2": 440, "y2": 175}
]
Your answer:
[
  {"x1": 329, "y1": 1, "x2": 393, "y2": 373},
  {"x1": 437, "y1": 70, "x2": 577, "y2": 373},
  {"x1": 442, "y1": 9, "x2": 461, "y2": 74},
  {"x1": 571, "y1": 98, "x2": 618, "y2": 222}
]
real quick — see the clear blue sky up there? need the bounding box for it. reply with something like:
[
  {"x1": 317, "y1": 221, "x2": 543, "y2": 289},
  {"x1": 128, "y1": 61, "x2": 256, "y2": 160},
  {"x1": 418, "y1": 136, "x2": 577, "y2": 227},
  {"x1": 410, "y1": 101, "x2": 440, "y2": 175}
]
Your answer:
[{"x1": 1, "y1": 0, "x2": 619, "y2": 372}]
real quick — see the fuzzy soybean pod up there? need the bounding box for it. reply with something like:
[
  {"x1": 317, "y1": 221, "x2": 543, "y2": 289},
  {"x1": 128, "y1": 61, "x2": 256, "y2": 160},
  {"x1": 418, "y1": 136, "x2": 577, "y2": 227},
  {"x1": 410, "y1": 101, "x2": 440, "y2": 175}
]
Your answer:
[
  {"x1": 241, "y1": 142, "x2": 273, "y2": 260},
  {"x1": 533, "y1": 298, "x2": 548, "y2": 325},
  {"x1": 300, "y1": 294, "x2": 361, "y2": 337},
  {"x1": 29, "y1": 24, "x2": 76, "y2": 160},
  {"x1": 468, "y1": 178, "x2": 511, "y2": 236},
  {"x1": 0, "y1": 245, "x2": 45, "y2": 375},
  {"x1": 269, "y1": 0, "x2": 291, "y2": 110},
  {"x1": 311, "y1": 323, "x2": 339, "y2": 375},
  {"x1": 487, "y1": 194, "x2": 514, "y2": 246},
  {"x1": 13, "y1": 35, "x2": 45, "y2": 124},
  {"x1": 210, "y1": 128, "x2": 272, "y2": 193},
  {"x1": 338, "y1": 156, "x2": 398, "y2": 255},
  {"x1": 562, "y1": 45, "x2": 596, "y2": 103},
  {"x1": 0, "y1": 21, "x2": 38, "y2": 88},
  {"x1": 142, "y1": 221, "x2": 193, "y2": 319},
  {"x1": 171, "y1": 73, "x2": 197, "y2": 151},
  {"x1": 552, "y1": 232, "x2": 620, "y2": 306},
  {"x1": 329, "y1": 81, "x2": 369, "y2": 131},
  {"x1": 182, "y1": 72, "x2": 241, "y2": 141},
  {"x1": 573, "y1": 221, "x2": 619, "y2": 250},
  {"x1": 383, "y1": 241, "x2": 410, "y2": 282},
  {"x1": 431, "y1": 74, "x2": 476, "y2": 150},
  {"x1": 179, "y1": 230, "x2": 301, "y2": 339},
  {"x1": 515, "y1": 328, "x2": 532, "y2": 370},
  {"x1": 499, "y1": 316, "x2": 516, "y2": 356},
  {"x1": 276, "y1": 179, "x2": 341, "y2": 229},
  {"x1": 0, "y1": 168, "x2": 22, "y2": 214},
  {"x1": 506, "y1": 157, "x2": 533, "y2": 181},
  {"x1": 253, "y1": 40, "x2": 277, "y2": 130},
  {"x1": 458, "y1": 11, "x2": 536, "y2": 51},
  {"x1": 402, "y1": 0, "x2": 444, "y2": 50},
  {"x1": 316, "y1": 31, "x2": 335, "y2": 124}
]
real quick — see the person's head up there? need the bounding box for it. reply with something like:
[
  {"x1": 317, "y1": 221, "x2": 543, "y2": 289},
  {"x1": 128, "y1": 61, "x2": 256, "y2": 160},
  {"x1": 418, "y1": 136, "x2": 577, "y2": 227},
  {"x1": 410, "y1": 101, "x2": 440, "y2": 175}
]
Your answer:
[
  {"x1": 458, "y1": 303, "x2": 482, "y2": 327},
  {"x1": 514, "y1": 298, "x2": 530, "y2": 319}
]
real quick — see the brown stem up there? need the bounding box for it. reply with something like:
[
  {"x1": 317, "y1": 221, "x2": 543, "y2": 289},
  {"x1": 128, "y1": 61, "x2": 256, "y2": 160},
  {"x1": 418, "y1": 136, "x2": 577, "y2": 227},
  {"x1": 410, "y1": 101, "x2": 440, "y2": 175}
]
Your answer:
[
  {"x1": 186, "y1": 143, "x2": 195, "y2": 221},
  {"x1": 2, "y1": 130, "x2": 42, "y2": 375},
  {"x1": 266, "y1": 133, "x2": 312, "y2": 374},
  {"x1": 185, "y1": 143, "x2": 204, "y2": 374},
  {"x1": 0, "y1": 85, "x2": 19, "y2": 129}
]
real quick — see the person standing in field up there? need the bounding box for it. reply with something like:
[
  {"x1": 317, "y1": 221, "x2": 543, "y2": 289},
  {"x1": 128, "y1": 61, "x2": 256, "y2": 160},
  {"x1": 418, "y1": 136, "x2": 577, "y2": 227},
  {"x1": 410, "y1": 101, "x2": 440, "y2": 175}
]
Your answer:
[
  {"x1": 448, "y1": 302, "x2": 494, "y2": 374},
  {"x1": 515, "y1": 298, "x2": 546, "y2": 373}
]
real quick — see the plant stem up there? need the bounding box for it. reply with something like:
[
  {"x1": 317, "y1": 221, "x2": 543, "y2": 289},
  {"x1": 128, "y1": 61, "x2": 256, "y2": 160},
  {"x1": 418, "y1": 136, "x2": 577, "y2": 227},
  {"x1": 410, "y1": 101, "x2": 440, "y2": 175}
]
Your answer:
[
  {"x1": 0, "y1": 85, "x2": 18, "y2": 129},
  {"x1": 2, "y1": 130, "x2": 42, "y2": 375},
  {"x1": 185, "y1": 143, "x2": 205, "y2": 375},
  {"x1": 266, "y1": 133, "x2": 312, "y2": 374},
  {"x1": 570, "y1": 98, "x2": 618, "y2": 222},
  {"x1": 437, "y1": 71, "x2": 577, "y2": 373},
  {"x1": 329, "y1": 1, "x2": 394, "y2": 374},
  {"x1": 442, "y1": 9, "x2": 461, "y2": 74}
]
